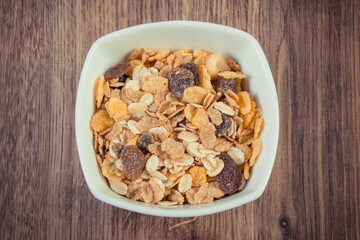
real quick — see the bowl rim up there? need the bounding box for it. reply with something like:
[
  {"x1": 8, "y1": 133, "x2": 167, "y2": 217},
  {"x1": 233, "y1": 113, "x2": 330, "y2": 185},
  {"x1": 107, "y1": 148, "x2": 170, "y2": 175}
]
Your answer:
[{"x1": 75, "y1": 20, "x2": 279, "y2": 217}]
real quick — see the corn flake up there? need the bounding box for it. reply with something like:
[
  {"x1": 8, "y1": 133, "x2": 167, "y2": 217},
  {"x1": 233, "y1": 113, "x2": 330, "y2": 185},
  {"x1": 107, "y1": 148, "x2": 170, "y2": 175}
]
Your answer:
[
  {"x1": 254, "y1": 117, "x2": 264, "y2": 139},
  {"x1": 142, "y1": 76, "x2": 169, "y2": 94},
  {"x1": 148, "y1": 49, "x2": 170, "y2": 61},
  {"x1": 91, "y1": 109, "x2": 115, "y2": 132},
  {"x1": 198, "y1": 65, "x2": 212, "y2": 91},
  {"x1": 95, "y1": 75, "x2": 105, "y2": 109},
  {"x1": 191, "y1": 108, "x2": 209, "y2": 130},
  {"x1": 188, "y1": 166, "x2": 207, "y2": 187},
  {"x1": 238, "y1": 91, "x2": 251, "y2": 115},
  {"x1": 184, "y1": 104, "x2": 197, "y2": 122},
  {"x1": 249, "y1": 138, "x2": 262, "y2": 166},
  {"x1": 105, "y1": 97, "x2": 128, "y2": 121},
  {"x1": 199, "y1": 122, "x2": 217, "y2": 149},
  {"x1": 183, "y1": 86, "x2": 208, "y2": 104}
]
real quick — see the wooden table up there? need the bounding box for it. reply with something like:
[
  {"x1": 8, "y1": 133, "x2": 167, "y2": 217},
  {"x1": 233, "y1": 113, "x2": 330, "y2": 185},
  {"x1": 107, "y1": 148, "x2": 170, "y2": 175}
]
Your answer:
[{"x1": 1, "y1": 0, "x2": 359, "y2": 239}]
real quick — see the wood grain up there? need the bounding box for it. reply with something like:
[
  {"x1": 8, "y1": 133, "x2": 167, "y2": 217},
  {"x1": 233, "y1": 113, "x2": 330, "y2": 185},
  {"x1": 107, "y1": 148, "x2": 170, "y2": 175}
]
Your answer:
[{"x1": 1, "y1": 0, "x2": 359, "y2": 239}]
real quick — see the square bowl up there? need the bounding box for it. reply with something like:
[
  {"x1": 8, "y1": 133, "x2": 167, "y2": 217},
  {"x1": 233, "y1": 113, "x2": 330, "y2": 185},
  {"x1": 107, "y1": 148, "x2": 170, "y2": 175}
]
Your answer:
[{"x1": 75, "y1": 21, "x2": 279, "y2": 217}]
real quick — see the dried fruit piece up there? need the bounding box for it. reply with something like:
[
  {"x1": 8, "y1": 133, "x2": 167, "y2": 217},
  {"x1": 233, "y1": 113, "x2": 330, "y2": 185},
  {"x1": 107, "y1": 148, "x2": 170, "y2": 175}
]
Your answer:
[
  {"x1": 105, "y1": 97, "x2": 128, "y2": 121},
  {"x1": 120, "y1": 145, "x2": 146, "y2": 180},
  {"x1": 215, "y1": 153, "x2": 242, "y2": 194},
  {"x1": 183, "y1": 86, "x2": 208, "y2": 104},
  {"x1": 90, "y1": 109, "x2": 115, "y2": 132},
  {"x1": 218, "y1": 71, "x2": 246, "y2": 93},
  {"x1": 104, "y1": 62, "x2": 131, "y2": 81},
  {"x1": 141, "y1": 76, "x2": 169, "y2": 94},
  {"x1": 137, "y1": 132, "x2": 155, "y2": 152},
  {"x1": 118, "y1": 74, "x2": 129, "y2": 84},
  {"x1": 217, "y1": 77, "x2": 236, "y2": 95},
  {"x1": 216, "y1": 114, "x2": 232, "y2": 136},
  {"x1": 205, "y1": 52, "x2": 231, "y2": 78},
  {"x1": 180, "y1": 63, "x2": 200, "y2": 85},
  {"x1": 168, "y1": 68, "x2": 195, "y2": 98}
]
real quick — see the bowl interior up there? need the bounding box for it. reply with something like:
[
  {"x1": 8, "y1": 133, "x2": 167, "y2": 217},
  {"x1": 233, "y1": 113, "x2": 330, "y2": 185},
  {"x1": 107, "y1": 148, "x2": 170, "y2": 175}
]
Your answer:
[{"x1": 75, "y1": 21, "x2": 279, "y2": 217}]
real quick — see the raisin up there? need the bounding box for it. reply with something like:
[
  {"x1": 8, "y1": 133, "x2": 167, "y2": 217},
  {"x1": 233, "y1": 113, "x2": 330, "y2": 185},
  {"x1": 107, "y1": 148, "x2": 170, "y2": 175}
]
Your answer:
[
  {"x1": 118, "y1": 74, "x2": 129, "y2": 83},
  {"x1": 120, "y1": 145, "x2": 145, "y2": 180},
  {"x1": 217, "y1": 77, "x2": 236, "y2": 95},
  {"x1": 215, "y1": 153, "x2": 242, "y2": 194},
  {"x1": 114, "y1": 144, "x2": 123, "y2": 156},
  {"x1": 137, "y1": 132, "x2": 154, "y2": 152},
  {"x1": 104, "y1": 62, "x2": 131, "y2": 81},
  {"x1": 180, "y1": 63, "x2": 200, "y2": 85},
  {"x1": 177, "y1": 118, "x2": 188, "y2": 127},
  {"x1": 168, "y1": 68, "x2": 195, "y2": 98},
  {"x1": 216, "y1": 114, "x2": 232, "y2": 136}
]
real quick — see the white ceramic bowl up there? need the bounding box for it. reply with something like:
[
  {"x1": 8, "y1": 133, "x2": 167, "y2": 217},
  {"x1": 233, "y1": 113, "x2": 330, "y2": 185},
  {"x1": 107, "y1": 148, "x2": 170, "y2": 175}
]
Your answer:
[{"x1": 75, "y1": 21, "x2": 279, "y2": 217}]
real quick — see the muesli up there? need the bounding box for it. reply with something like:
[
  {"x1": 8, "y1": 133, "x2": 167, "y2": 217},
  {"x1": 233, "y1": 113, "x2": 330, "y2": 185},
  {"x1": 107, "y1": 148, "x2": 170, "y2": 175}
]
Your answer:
[{"x1": 90, "y1": 48, "x2": 264, "y2": 204}]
